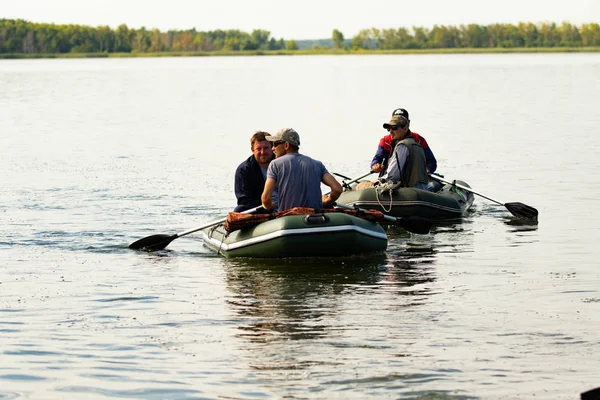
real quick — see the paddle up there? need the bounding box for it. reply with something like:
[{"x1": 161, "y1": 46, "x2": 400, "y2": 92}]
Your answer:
[
  {"x1": 581, "y1": 386, "x2": 600, "y2": 400},
  {"x1": 333, "y1": 202, "x2": 432, "y2": 234},
  {"x1": 129, "y1": 205, "x2": 263, "y2": 251},
  {"x1": 429, "y1": 174, "x2": 538, "y2": 220},
  {"x1": 324, "y1": 171, "x2": 374, "y2": 198},
  {"x1": 332, "y1": 171, "x2": 375, "y2": 191},
  {"x1": 332, "y1": 172, "x2": 352, "y2": 180}
]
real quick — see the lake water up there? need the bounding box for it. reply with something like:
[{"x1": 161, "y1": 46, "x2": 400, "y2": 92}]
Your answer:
[{"x1": 1, "y1": 54, "x2": 599, "y2": 399}]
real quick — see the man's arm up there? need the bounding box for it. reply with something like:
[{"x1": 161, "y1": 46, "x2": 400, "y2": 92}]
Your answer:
[
  {"x1": 234, "y1": 167, "x2": 250, "y2": 202},
  {"x1": 321, "y1": 172, "x2": 343, "y2": 207},
  {"x1": 370, "y1": 145, "x2": 389, "y2": 173},
  {"x1": 261, "y1": 178, "x2": 277, "y2": 211},
  {"x1": 234, "y1": 165, "x2": 260, "y2": 212},
  {"x1": 423, "y1": 146, "x2": 437, "y2": 174},
  {"x1": 414, "y1": 134, "x2": 437, "y2": 173}
]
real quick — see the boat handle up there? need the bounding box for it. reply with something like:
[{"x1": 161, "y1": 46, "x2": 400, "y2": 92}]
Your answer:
[{"x1": 303, "y1": 214, "x2": 330, "y2": 225}]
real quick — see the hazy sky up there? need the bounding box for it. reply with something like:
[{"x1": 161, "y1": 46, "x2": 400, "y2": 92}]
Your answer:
[{"x1": 2, "y1": 0, "x2": 599, "y2": 39}]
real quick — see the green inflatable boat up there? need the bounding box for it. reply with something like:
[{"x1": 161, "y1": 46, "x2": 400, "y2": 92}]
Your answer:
[
  {"x1": 200, "y1": 212, "x2": 388, "y2": 258},
  {"x1": 336, "y1": 180, "x2": 475, "y2": 220}
]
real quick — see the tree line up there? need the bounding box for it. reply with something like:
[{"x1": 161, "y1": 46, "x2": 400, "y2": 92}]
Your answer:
[
  {"x1": 0, "y1": 19, "x2": 296, "y2": 54},
  {"x1": 1, "y1": 18, "x2": 599, "y2": 55},
  {"x1": 348, "y1": 22, "x2": 600, "y2": 49}
]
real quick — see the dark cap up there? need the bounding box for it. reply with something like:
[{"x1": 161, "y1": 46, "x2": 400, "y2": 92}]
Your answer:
[{"x1": 391, "y1": 108, "x2": 409, "y2": 120}]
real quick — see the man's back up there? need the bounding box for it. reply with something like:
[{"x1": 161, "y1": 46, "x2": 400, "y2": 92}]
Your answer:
[{"x1": 267, "y1": 152, "x2": 327, "y2": 211}]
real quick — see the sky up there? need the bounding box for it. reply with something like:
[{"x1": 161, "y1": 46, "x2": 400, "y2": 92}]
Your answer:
[{"x1": 2, "y1": 0, "x2": 599, "y2": 40}]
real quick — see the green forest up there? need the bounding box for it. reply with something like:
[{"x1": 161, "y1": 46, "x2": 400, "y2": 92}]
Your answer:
[{"x1": 1, "y1": 18, "x2": 599, "y2": 57}]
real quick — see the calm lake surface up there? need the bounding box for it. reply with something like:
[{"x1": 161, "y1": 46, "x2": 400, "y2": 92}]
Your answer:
[{"x1": 1, "y1": 54, "x2": 599, "y2": 399}]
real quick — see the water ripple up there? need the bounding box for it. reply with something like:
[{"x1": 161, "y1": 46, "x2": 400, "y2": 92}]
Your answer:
[
  {"x1": 95, "y1": 296, "x2": 159, "y2": 303},
  {"x1": 0, "y1": 374, "x2": 46, "y2": 381}
]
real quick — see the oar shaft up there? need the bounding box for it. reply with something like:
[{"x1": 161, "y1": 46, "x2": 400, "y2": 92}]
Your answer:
[
  {"x1": 344, "y1": 170, "x2": 375, "y2": 186},
  {"x1": 327, "y1": 171, "x2": 375, "y2": 195},
  {"x1": 176, "y1": 216, "x2": 228, "y2": 237},
  {"x1": 176, "y1": 205, "x2": 263, "y2": 237},
  {"x1": 429, "y1": 174, "x2": 503, "y2": 206},
  {"x1": 130, "y1": 205, "x2": 265, "y2": 251},
  {"x1": 334, "y1": 202, "x2": 396, "y2": 222},
  {"x1": 333, "y1": 202, "x2": 431, "y2": 234}
]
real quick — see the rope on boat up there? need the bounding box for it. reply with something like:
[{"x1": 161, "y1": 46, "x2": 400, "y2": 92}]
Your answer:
[
  {"x1": 375, "y1": 182, "x2": 395, "y2": 213},
  {"x1": 375, "y1": 188, "x2": 392, "y2": 213},
  {"x1": 209, "y1": 224, "x2": 227, "y2": 255}
]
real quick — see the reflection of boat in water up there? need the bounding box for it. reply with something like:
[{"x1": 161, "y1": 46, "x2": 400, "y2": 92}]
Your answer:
[
  {"x1": 223, "y1": 253, "x2": 438, "y2": 344},
  {"x1": 200, "y1": 212, "x2": 387, "y2": 258},
  {"x1": 336, "y1": 180, "x2": 475, "y2": 220}
]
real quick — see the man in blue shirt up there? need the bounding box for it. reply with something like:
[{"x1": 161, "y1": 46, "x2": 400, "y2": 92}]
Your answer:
[
  {"x1": 234, "y1": 131, "x2": 276, "y2": 212},
  {"x1": 261, "y1": 128, "x2": 342, "y2": 212}
]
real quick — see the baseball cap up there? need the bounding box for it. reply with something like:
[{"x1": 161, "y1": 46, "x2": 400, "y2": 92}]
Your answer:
[
  {"x1": 383, "y1": 115, "x2": 409, "y2": 130},
  {"x1": 265, "y1": 128, "x2": 300, "y2": 147},
  {"x1": 392, "y1": 108, "x2": 409, "y2": 120}
]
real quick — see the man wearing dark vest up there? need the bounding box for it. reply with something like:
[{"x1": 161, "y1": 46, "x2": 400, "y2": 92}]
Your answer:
[
  {"x1": 371, "y1": 108, "x2": 438, "y2": 176},
  {"x1": 380, "y1": 114, "x2": 429, "y2": 190},
  {"x1": 370, "y1": 108, "x2": 441, "y2": 192}
]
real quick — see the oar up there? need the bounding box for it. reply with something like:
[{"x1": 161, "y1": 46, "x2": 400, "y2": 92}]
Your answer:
[
  {"x1": 333, "y1": 202, "x2": 432, "y2": 235},
  {"x1": 429, "y1": 173, "x2": 538, "y2": 220},
  {"x1": 581, "y1": 386, "x2": 600, "y2": 400},
  {"x1": 332, "y1": 171, "x2": 375, "y2": 192},
  {"x1": 129, "y1": 205, "x2": 263, "y2": 251}
]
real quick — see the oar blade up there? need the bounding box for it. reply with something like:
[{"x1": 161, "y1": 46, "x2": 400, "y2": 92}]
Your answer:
[
  {"x1": 129, "y1": 234, "x2": 178, "y2": 251},
  {"x1": 396, "y1": 216, "x2": 432, "y2": 235},
  {"x1": 505, "y1": 202, "x2": 538, "y2": 221}
]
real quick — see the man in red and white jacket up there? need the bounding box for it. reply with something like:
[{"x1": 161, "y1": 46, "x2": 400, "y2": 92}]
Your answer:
[
  {"x1": 369, "y1": 108, "x2": 441, "y2": 191},
  {"x1": 370, "y1": 108, "x2": 437, "y2": 175}
]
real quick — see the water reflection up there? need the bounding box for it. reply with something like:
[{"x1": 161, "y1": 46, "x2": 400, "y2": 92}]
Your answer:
[
  {"x1": 478, "y1": 202, "x2": 540, "y2": 232},
  {"x1": 223, "y1": 251, "x2": 439, "y2": 344},
  {"x1": 223, "y1": 255, "x2": 386, "y2": 342},
  {"x1": 380, "y1": 255, "x2": 439, "y2": 306},
  {"x1": 388, "y1": 217, "x2": 476, "y2": 259},
  {"x1": 222, "y1": 253, "x2": 440, "y2": 375},
  {"x1": 503, "y1": 216, "x2": 540, "y2": 233}
]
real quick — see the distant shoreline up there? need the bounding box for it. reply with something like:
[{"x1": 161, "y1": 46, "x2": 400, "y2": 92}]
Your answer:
[{"x1": 1, "y1": 47, "x2": 599, "y2": 59}]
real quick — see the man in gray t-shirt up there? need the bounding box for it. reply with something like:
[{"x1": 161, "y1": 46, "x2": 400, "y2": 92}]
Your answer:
[{"x1": 261, "y1": 128, "x2": 342, "y2": 212}]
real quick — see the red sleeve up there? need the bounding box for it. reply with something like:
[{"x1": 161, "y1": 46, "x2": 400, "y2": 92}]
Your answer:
[
  {"x1": 378, "y1": 134, "x2": 393, "y2": 153},
  {"x1": 411, "y1": 132, "x2": 429, "y2": 149}
]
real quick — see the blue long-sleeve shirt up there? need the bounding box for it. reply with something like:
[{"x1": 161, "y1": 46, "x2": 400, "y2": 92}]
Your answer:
[{"x1": 234, "y1": 155, "x2": 273, "y2": 212}]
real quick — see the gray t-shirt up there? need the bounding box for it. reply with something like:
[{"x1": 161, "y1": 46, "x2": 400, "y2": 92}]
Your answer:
[
  {"x1": 266, "y1": 152, "x2": 328, "y2": 211},
  {"x1": 261, "y1": 166, "x2": 278, "y2": 209}
]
